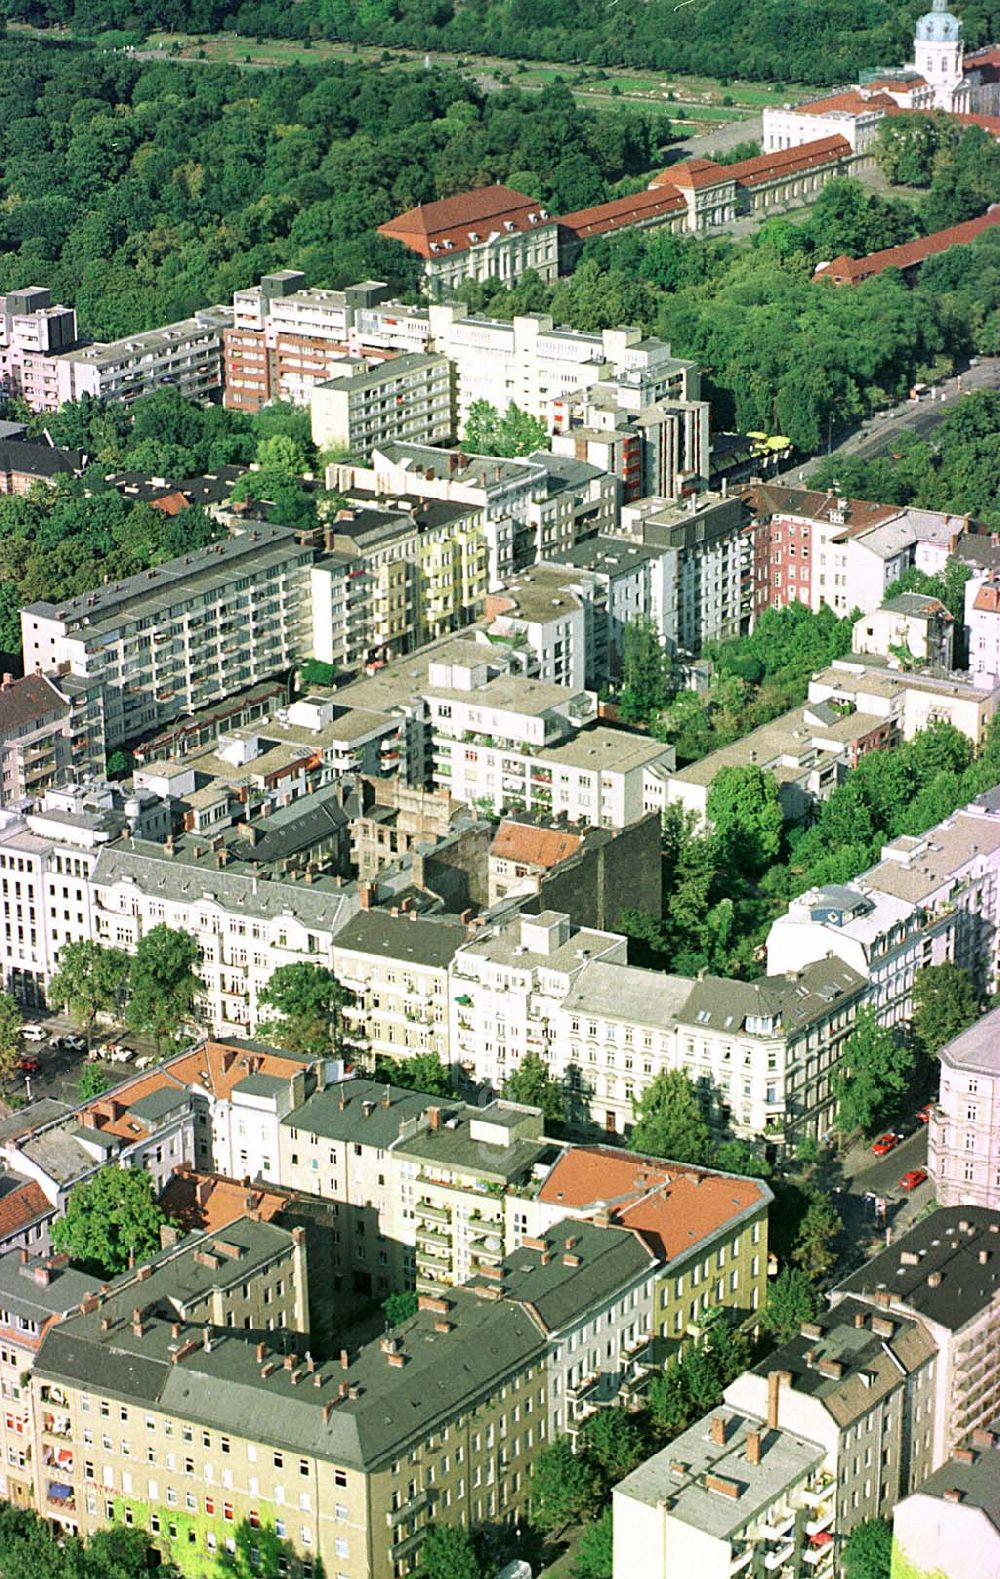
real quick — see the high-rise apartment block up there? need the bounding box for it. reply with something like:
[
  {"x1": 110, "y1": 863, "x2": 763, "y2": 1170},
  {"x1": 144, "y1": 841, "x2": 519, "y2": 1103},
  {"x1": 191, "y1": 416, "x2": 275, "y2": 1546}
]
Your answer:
[{"x1": 21, "y1": 525, "x2": 312, "y2": 752}]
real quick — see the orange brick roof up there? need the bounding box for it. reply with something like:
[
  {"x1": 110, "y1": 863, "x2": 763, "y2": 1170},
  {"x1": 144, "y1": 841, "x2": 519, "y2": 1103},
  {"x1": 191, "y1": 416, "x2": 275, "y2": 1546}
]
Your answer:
[
  {"x1": 974, "y1": 578, "x2": 1000, "y2": 613},
  {"x1": 79, "y1": 1038, "x2": 312, "y2": 1139},
  {"x1": 0, "y1": 1179, "x2": 51, "y2": 1243},
  {"x1": 864, "y1": 74, "x2": 927, "y2": 92},
  {"x1": 556, "y1": 185, "x2": 686, "y2": 240},
  {"x1": 796, "y1": 88, "x2": 900, "y2": 116},
  {"x1": 726, "y1": 135, "x2": 852, "y2": 187},
  {"x1": 160, "y1": 1169, "x2": 288, "y2": 1235},
  {"x1": 665, "y1": 157, "x2": 734, "y2": 190},
  {"x1": 379, "y1": 186, "x2": 550, "y2": 260},
  {"x1": 815, "y1": 204, "x2": 1000, "y2": 284},
  {"x1": 953, "y1": 111, "x2": 1000, "y2": 136},
  {"x1": 536, "y1": 1145, "x2": 768, "y2": 1262},
  {"x1": 492, "y1": 820, "x2": 584, "y2": 869},
  {"x1": 149, "y1": 492, "x2": 190, "y2": 517}
]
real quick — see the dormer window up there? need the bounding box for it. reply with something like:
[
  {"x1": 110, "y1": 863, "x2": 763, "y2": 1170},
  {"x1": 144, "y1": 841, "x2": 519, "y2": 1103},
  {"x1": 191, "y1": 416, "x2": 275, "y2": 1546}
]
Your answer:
[
  {"x1": 429, "y1": 242, "x2": 440, "y2": 253},
  {"x1": 468, "y1": 231, "x2": 480, "y2": 243},
  {"x1": 539, "y1": 208, "x2": 550, "y2": 219},
  {"x1": 504, "y1": 220, "x2": 516, "y2": 232}
]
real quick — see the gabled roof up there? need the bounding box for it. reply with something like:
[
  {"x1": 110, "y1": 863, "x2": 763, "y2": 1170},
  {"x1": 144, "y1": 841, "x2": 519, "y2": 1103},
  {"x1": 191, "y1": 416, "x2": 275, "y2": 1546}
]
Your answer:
[
  {"x1": 0, "y1": 1178, "x2": 52, "y2": 1244},
  {"x1": 536, "y1": 1145, "x2": 771, "y2": 1262},
  {"x1": 555, "y1": 185, "x2": 686, "y2": 241},
  {"x1": 491, "y1": 820, "x2": 583, "y2": 870},
  {"x1": 0, "y1": 672, "x2": 69, "y2": 735},
  {"x1": 814, "y1": 205, "x2": 1000, "y2": 284},
  {"x1": 795, "y1": 88, "x2": 900, "y2": 116},
  {"x1": 665, "y1": 157, "x2": 734, "y2": 190},
  {"x1": 379, "y1": 186, "x2": 551, "y2": 260}
]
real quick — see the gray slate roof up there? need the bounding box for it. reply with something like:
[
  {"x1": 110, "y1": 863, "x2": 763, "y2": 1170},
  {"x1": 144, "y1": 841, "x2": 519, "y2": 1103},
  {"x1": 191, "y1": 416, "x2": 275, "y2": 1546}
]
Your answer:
[
  {"x1": 835, "y1": 1206, "x2": 1000, "y2": 1332},
  {"x1": 476, "y1": 1218, "x2": 655, "y2": 1334}
]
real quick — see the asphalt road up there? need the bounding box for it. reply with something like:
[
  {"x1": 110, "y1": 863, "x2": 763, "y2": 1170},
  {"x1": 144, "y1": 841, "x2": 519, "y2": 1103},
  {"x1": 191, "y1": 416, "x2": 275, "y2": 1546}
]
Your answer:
[
  {"x1": 778, "y1": 356, "x2": 1000, "y2": 486},
  {"x1": 13, "y1": 1014, "x2": 158, "y2": 1110}
]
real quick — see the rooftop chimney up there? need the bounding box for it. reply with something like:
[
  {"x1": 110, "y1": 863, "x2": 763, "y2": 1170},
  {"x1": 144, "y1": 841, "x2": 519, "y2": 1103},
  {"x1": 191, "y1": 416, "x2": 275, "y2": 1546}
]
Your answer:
[
  {"x1": 710, "y1": 1414, "x2": 728, "y2": 1447},
  {"x1": 745, "y1": 1430, "x2": 761, "y2": 1466}
]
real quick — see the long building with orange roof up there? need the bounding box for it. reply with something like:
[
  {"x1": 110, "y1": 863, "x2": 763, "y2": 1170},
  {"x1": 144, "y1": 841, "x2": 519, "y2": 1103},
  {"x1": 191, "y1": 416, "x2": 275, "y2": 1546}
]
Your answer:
[
  {"x1": 557, "y1": 135, "x2": 854, "y2": 269},
  {"x1": 527, "y1": 1143, "x2": 772, "y2": 1352},
  {"x1": 813, "y1": 203, "x2": 1000, "y2": 285}
]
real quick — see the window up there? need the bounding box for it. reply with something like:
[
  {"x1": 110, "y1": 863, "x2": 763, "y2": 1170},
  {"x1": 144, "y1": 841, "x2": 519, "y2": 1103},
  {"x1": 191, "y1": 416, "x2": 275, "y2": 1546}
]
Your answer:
[{"x1": 224, "y1": 1503, "x2": 234, "y2": 1522}]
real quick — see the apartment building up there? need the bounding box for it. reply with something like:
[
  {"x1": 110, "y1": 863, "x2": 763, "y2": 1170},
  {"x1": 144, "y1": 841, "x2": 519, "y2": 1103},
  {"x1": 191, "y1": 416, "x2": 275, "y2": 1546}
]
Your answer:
[
  {"x1": 0, "y1": 288, "x2": 79, "y2": 412},
  {"x1": 526, "y1": 1145, "x2": 771, "y2": 1350},
  {"x1": 834, "y1": 1207, "x2": 1000, "y2": 1463},
  {"x1": 224, "y1": 273, "x2": 394, "y2": 411},
  {"x1": 0, "y1": 1249, "x2": 99, "y2": 1507},
  {"x1": 21, "y1": 525, "x2": 313, "y2": 755},
  {"x1": 620, "y1": 492, "x2": 752, "y2": 653},
  {"x1": 672, "y1": 959, "x2": 868, "y2": 1146},
  {"x1": 808, "y1": 657, "x2": 1000, "y2": 750},
  {"x1": 33, "y1": 1222, "x2": 547, "y2": 1579},
  {"x1": 746, "y1": 485, "x2": 966, "y2": 619},
  {"x1": 89, "y1": 836, "x2": 363, "y2": 1036},
  {"x1": 0, "y1": 672, "x2": 73, "y2": 807},
  {"x1": 0, "y1": 790, "x2": 123, "y2": 1010},
  {"x1": 613, "y1": 1406, "x2": 828, "y2": 1579},
  {"x1": 431, "y1": 684, "x2": 673, "y2": 825},
  {"x1": 389, "y1": 1100, "x2": 555, "y2": 1294},
  {"x1": 965, "y1": 571, "x2": 1000, "y2": 682},
  {"x1": 552, "y1": 394, "x2": 709, "y2": 506},
  {"x1": 537, "y1": 536, "x2": 669, "y2": 685},
  {"x1": 332, "y1": 443, "x2": 596, "y2": 591},
  {"x1": 556, "y1": 960, "x2": 696, "y2": 1135},
  {"x1": 891, "y1": 1428, "x2": 1000, "y2": 1579},
  {"x1": 379, "y1": 185, "x2": 559, "y2": 298},
  {"x1": 479, "y1": 1218, "x2": 659, "y2": 1439},
  {"x1": 767, "y1": 882, "x2": 943, "y2": 1027},
  {"x1": 853, "y1": 592, "x2": 955, "y2": 668},
  {"x1": 725, "y1": 1300, "x2": 938, "y2": 1535},
  {"x1": 929, "y1": 1005, "x2": 1000, "y2": 1209},
  {"x1": 666, "y1": 698, "x2": 888, "y2": 826},
  {"x1": 485, "y1": 565, "x2": 590, "y2": 690},
  {"x1": 276, "y1": 1078, "x2": 431, "y2": 1298},
  {"x1": 309, "y1": 496, "x2": 488, "y2": 670},
  {"x1": 54, "y1": 306, "x2": 232, "y2": 405},
  {"x1": 449, "y1": 909, "x2": 628, "y2": 1093},
  {"x1": 331, "y1": 910, "x2": 467, "y2": 1071},
  {"x1": 310, "y1": 353, "x2": 453, "y2": 456}
]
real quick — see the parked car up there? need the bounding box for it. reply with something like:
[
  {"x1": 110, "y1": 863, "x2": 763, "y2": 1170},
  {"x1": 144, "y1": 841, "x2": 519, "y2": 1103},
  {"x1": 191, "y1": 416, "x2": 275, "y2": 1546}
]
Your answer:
[
  {"x1": 871, "y1": 1132, "x2": 900, "y2": 1157},
  {"x1": 20, "y1": 1023, "x2": 47, "y2": 1043},
  {"x1": 17, "y1": 1056, "x2": 39, "y2": 1075},
  {"x1": 899, "y1": 1169, "x2": 928, "y2": 1192},
  {"x1": 53, "y1": 1034, "x2": 86, "y2": 1054},
  {"x1": 105, "y1": 1042, "x2": 136, "y2": 1064},
  {"x1": 916, "y1": 1102, "x2": 934, "y2": 1124}
]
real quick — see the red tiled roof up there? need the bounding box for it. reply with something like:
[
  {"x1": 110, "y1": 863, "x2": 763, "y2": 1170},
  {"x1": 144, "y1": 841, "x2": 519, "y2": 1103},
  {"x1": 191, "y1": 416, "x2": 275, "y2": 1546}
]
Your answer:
[
  {"x1": 0, "y1": 1179, "x2": 51, "y2": 1244},
  {"x1": 796, "y1": 88, "x2": 900, "y2": 116},
  {"x1": 491, "y1": 820, "x2": 583, "y2": 870},
  {"x1": 747, "y1": 483, "x2": 903, "y2": 531},
  {"x1": 725, "y1": 134, "x2": 852, "y2": 187},
  {"x1": 974, "y1": 578, "x2": 1000, "y2": 613},
  {"x1": 865, "y1": 74, "x2": 927, "y2": 92},
  {"x1": 149, "y1": 491, "x2": 190, "y2": 517},
  {"x1": 379, "y1": 186, "x2": 551, "y2": 260},
  {"x1": 160, "y1": 1169, "x2": 287, "y2": 1235},
  {"x1": 954, "y1": 112, "x2": 1000, "y2": 136},
  {"x1": 664, "y1": 157, "x2": 734, "y2": 190},
  {"x1": 814, "y1": 204, "x2": 1000, "y2": 284},
  {"x1": 78, "y1": 1037, "x2": 312, "y2": 1140},
  {"x1": 557, "y1": 185, "x2": 686, "y2": 240},
  {"x1": 536, "y1": 1145, "x2": 768, "y2": 1262}
]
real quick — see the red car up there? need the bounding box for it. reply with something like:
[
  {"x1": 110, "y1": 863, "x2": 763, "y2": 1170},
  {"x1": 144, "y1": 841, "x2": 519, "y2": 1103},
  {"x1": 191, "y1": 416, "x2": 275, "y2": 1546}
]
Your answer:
[
  {"x1": 899, "y1": 1169, "x2": 928, "y2": 1192},
  {"x1": 916, "y1": 1103, "x2": 934, "y2": 1125},
  {"x1": 17, "y1": 1056, "x2": 39, "y2": 1075},
  {"x1": 872, "y1": 1132, "x2": 900, "y2": 1157}
]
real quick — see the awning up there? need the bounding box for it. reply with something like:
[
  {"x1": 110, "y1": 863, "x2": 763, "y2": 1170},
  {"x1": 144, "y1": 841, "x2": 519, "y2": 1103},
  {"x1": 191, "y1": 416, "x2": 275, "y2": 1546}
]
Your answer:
[
  {"x1": 810, "y1": 1533, "x2": 833, "y2": 1548},
  {"x1": 47, "y1": 1483, "x2": 73, "y2": 1501},
  {"x1": 454, "y1": 994, "x2": 472, "y2": 1006}
]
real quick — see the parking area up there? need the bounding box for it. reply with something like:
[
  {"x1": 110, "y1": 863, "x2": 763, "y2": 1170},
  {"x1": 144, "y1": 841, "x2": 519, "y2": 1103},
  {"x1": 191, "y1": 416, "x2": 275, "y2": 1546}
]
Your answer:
[{"x1": 9, "y1": 1016, "x2": 160, "y2": 1107}]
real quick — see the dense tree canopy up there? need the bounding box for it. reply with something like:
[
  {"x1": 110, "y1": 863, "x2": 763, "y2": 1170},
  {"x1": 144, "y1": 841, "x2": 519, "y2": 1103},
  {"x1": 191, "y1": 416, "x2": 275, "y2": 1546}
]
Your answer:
[
  {"x1": 0, "y1": 42, "x2": 667, "y2": 339},
  {"x1": 7, "y1": 0, "x2": 992, "y2": 89}
]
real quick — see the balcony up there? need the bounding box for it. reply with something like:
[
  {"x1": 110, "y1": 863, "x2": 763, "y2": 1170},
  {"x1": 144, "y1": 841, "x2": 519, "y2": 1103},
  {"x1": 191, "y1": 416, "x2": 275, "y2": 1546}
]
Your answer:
[
  {"x1": 729, "y1": 1548, "x2": 753, "y2": 1574},
  {"x1": 45, "y1": 1482, "x2": 75, "y2": 1512},
  {"x1": 418, "y1": 1200, "x2": 451, "y2": 1224},
  {"x1": 764, "y1": 1541, "x2": 796, "y2": 1570},
  {"x1": 416, "y1": 1225, "x2": 451, "y2": 1248},
  {"x1": 42, "y1": 1412, "x2": 72, "y2": 1439},
  {"x1": 387, "y1": 1488, "x2": 432, "y2": 1528},
  {"x1": 806, "y1": 1506, "x2": 833, "y2": 1538}
]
